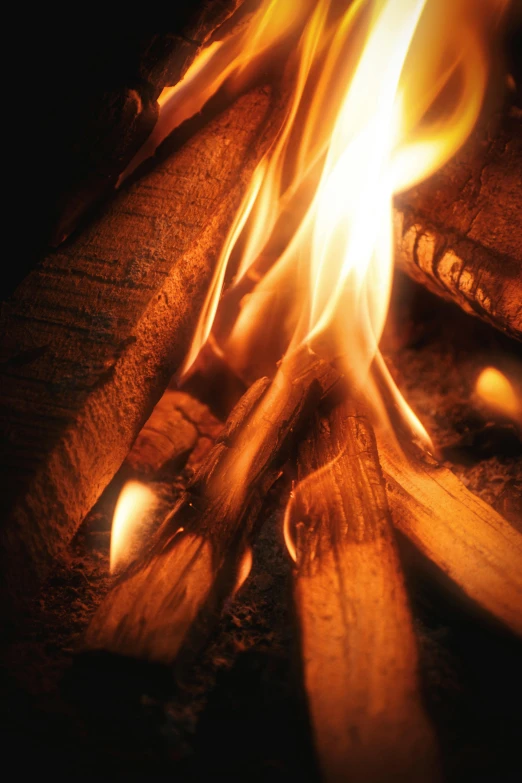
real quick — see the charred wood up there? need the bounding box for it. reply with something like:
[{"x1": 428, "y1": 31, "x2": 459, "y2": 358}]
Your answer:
[{"x1": 20, "y1": 3, "x2": 246, "y2": 273}]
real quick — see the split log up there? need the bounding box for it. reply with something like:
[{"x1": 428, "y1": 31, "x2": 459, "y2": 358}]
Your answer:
[
  {"x1": 84, "y1": 349, "x2": 339, "y2": 666},
  {"x1": 395, "y1": 103, "x2": 522, "y2": 341},
  {"x1": 290, "y1": 401, "x2": 439, "y2": 783},
  {"x1": 378, "y1": 432, "x2": 522, "y2": 638},
  {"x1": 0, "y1": 86, "x2": 277, "y2": 612}
]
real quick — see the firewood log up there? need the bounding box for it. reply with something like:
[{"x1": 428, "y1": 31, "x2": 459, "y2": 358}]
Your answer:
[
  {"x1": 0, "y1": 86, "x2": 277, "y2": 612},
  {"x1": 83, "y1": 349, "x2": 339, "y2": 667},
  {"x1": 395, "y1": 103, "x2": 522, "y2": 341},
  {"x1": 291, "y1": 401, "x2": 439, "y2": 783},
  {"x1": 378, "y1": 431, "x2": 522, "y2": 637}
]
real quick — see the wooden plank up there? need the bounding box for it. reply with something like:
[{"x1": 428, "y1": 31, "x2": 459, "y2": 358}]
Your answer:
[{"x1": 0, "y1": 86, "x2": 275, "y2": 610}]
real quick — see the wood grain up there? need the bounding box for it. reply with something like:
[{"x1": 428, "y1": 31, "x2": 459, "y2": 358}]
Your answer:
[
  {"x1": 379, "y1": 433, "x2": 522, "y2": 637},
  {"x1": 395, "y1": 104, "x2": 522, "y2": 341},
  {"x1": 292, "y1": 401, "x2": 439, "y2": 783}
]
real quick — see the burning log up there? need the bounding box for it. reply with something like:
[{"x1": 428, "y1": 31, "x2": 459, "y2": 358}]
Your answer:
[
  {"x1": 379, "y1": 433, "x2": 522, "y2": 638},
  {"x1": 395, "y1": 104, "x2": 522, "y2": 341},
  {"x1": 290, "y1": 400, "x2": 439, "y2": 783},
  {"x1": 84, "y1": 349, "x2": 339, "y2": 665},
  {"x1": 0, "y1": 87, "x2": 277, "y2": 611}
]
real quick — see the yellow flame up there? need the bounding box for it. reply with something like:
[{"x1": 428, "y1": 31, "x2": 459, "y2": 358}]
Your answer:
[
  {"x1": 110, "y1": 481, "x2": 157, "y2": 573},
  {"x1": 115, "y1": 1, "x2": 508, "y2": 565},
  {"x1": 179, "y1": 0, "x2": 507, "y2": 452},
  {"x1": 476, "y1": 367, "x2": 521, "y2": 423}
]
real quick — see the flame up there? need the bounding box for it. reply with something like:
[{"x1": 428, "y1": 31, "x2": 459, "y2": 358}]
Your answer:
[
  {"x1": 232, "y1": 545, "x2": 254, "y2": 596},
  {"x1": 179, "y1": 0, "x2": 507, "y2": 452},
  {"x1": 110, "y1": 481, "x2": 157, "y2": 573},
  {"x1": 475, "y1": 367, "x2": 522, "y2": 423},
  {"x1": 113, "y1": 1, "x2": 509, "y2": 569},
  {"x1": 283, "y1": 492, "x2": 298, "y2": 563}
]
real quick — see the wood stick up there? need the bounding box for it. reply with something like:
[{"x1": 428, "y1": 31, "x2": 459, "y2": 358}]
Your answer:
[
  {"x1": 395, "y1": 104, "x2": 522, "y2": 341},
  {"x1": 0, "y1": 87, "x2": 277, "y2": 612},
  {"x1": 84, "y1": 349, "x2": 339, "y2": 665},
  {"x1": 291, "y1": 400, "x2": 439, "y2": 783},
  {"x1": 378, "y1": 433, "x2": 522, "y2": 638}
]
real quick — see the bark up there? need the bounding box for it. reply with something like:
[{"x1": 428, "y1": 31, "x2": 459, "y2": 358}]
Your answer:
[
  {"x1": 0, "y1": 86, "x2": 276, "y2": 611},
  {"x1": 83, "y1": 349, "x2": 339, "y2": 665},
  {"x1": 292, "y1": 401, "x2": 439, "y2": 783},
  {"x1": 395, "y1": 104, "x2": 522, "y2": 341}
]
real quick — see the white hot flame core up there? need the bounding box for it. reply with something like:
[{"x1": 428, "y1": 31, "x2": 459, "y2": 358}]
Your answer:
[
  {"x1": 178, "y1": 0, "x2": 505, "y2": 446},
  {"x1": 110, "y1": 481, "x2": 157, "y2": 573}
]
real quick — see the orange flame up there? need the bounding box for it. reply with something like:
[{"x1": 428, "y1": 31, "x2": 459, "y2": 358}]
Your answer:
[
  {"x1": 119, "y1": 1, "x2": 313, "y2": 184},
  {"x1": 113, "y1": 0, "x2": 509, "y2": 568},
  {"x1": 232, "y1": 545, "x2": 254, "y2": 596},
  {"x1": 476, "y1": 367, "x2": 522, "y2": 424}
]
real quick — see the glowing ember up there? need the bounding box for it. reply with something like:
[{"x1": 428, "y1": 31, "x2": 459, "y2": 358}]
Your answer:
[
  {"x1": 110, "y1": 481, "x2": 157, "y2": 573},
  {"x1": 476, "y1": 366, "x2": 521, "y2": 423}
]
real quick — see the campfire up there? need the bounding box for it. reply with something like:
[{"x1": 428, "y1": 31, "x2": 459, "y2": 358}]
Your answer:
[{"x1": 2, "y1": 1, "x2": 521, "y2": 780}]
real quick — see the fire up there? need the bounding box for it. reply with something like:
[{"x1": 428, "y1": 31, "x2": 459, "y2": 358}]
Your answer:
[
  {"x1": 475, "y1": 366, "x2": 522, "y2": 423},
  {"x1": 232, "y1": 545, "x2": 254, "y2": 597},
  {"x1": 112, "y1": 0, "x2": 509, "y2": 568},
  {"x1": 110, "y1": 481, "x2": 157, "y2": 573},
  {"x1": 182, "y1": 0, "x2": 506, "y2": 441}
]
